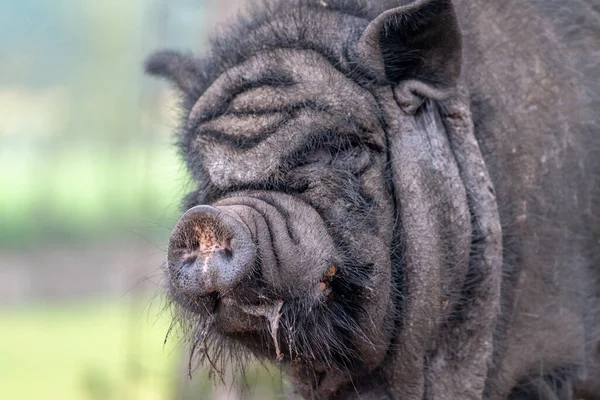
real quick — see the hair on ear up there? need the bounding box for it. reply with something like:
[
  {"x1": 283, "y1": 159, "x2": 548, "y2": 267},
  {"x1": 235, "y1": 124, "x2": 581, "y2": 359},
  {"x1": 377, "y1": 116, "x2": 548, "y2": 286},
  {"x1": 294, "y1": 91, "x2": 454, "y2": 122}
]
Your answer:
[
  {"x1": 357, "y1": 0, "x2": 462, "y2": 93},
  {"x1": 144, "y1": 50, "x2": 204, "y2": 99}
]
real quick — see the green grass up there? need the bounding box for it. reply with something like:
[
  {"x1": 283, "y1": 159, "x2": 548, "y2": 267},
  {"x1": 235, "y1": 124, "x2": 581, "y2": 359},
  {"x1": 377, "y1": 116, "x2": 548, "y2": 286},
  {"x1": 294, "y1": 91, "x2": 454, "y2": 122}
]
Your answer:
[
  {"x1": 0, "y1": 298, "x2": 181, "y2": 400},
  {"x1": 0, "y1": 298, "x2": 286, "y2": 400}
]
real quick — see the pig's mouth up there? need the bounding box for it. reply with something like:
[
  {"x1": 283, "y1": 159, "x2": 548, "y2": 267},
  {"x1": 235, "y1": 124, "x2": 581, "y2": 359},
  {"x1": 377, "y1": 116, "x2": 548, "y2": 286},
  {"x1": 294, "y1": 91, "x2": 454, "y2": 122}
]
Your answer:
[
  {"x1": 165, "y1": 192, "x2": 367, "y2": 369},
  {"x1": 216, "y1": 297, "x2": 285, "y2": 361}
]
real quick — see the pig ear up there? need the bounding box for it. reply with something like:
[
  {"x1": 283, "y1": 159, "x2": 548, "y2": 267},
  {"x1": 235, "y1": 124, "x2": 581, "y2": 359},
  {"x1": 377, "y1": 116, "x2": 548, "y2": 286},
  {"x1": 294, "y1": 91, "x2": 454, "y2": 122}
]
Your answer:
[
  {"x1": 144, "y1": 50, "x2": 203, "y2": 98},
  {"x1": 357, "y1": 0, "x2": 461, "y2": 107}
]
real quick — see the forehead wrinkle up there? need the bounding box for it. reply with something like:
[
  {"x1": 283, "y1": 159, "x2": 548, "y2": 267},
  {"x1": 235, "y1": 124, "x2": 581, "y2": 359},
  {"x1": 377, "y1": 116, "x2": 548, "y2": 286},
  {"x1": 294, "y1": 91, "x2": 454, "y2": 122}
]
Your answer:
[
  {"x1": 188, "y1": 49, "x2": 379, "y2": 130},
  {"x1": 201, "y1": 106, "x2": 375, "y2": 188}
]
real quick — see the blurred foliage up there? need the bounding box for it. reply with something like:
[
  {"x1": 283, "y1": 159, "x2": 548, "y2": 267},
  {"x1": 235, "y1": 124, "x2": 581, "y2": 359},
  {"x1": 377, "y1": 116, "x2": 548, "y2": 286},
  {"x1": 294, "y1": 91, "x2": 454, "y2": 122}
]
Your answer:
[
  {"x1": 0, "y1": 1, "x2": 290, "y2": 399},
  {"x1": 0, "y1": 0, "x2": 216, "y2": 248}
]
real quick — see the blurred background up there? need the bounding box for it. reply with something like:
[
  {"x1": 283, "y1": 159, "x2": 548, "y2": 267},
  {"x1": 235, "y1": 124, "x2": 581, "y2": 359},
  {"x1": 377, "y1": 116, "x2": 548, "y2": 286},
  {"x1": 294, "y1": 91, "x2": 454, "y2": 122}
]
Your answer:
[{"x1": 0, "y1": 0, "x2": 285, "y2": 398}]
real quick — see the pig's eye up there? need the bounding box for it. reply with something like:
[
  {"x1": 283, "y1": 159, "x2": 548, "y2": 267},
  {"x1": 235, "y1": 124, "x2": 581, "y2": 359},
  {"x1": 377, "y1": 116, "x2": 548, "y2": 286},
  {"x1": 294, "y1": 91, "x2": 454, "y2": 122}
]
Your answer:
[
  {"x1": 284, "y1": 132, "x2": 383, "y2": 178},
  {"x1": 330, "y1": 145, "x2": 372, "y2": 174},
  {"x1": 296, "y1": 147, "x2": 333, "y2": 168},
  {"x1": 294, "y1": 143, "x2": 372, "y2": 174}
]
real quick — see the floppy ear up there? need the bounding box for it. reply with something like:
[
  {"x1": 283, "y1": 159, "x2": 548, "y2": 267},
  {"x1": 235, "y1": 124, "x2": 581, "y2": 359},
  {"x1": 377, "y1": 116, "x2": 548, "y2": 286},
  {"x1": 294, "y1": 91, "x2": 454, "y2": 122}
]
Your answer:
[
  {"x1": 144, "y1": 50, "x2": 204, "y2": 99},
  {"x1": 365, "y1": 3, "x2": 502, "y2": 396},
  {"x1": 357, "y1": 0, "x2": 462, "y2": 113}
]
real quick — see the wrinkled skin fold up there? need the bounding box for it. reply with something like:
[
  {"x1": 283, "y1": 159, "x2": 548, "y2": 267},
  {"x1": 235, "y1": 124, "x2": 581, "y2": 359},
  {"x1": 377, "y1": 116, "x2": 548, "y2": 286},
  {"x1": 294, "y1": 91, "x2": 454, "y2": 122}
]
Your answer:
[{"x1": 145, "y1": 0, "x2": 600, "y2": 398}]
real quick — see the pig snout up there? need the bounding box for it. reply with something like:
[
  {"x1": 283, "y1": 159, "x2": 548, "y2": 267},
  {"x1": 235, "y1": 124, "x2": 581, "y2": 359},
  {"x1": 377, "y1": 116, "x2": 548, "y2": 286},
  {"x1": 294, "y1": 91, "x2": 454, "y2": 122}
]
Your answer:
[
  {"x1": 167, "y1": 194, "x2": 340, "y2": 302},
  {"x1": 167, "y1": 205, "x2": 256, "y2": 296}
]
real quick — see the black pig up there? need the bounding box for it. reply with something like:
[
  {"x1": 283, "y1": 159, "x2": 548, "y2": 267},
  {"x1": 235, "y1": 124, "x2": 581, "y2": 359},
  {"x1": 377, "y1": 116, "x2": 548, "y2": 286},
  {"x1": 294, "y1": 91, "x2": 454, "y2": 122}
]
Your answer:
[{"x1": 145, "y1": 0, "x2": 600, "y2": 398}]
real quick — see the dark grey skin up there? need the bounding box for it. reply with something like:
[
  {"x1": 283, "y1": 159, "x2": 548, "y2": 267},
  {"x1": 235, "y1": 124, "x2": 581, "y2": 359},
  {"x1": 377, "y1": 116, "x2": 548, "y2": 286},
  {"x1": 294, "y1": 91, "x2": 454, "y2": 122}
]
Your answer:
[{"x1": 145, "y1": 0, "x2": 600, "y2": 398}]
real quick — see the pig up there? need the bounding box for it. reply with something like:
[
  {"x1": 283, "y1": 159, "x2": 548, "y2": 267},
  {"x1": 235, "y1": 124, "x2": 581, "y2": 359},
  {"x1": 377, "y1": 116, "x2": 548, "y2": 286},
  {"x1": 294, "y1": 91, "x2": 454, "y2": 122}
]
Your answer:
[{"x1": 144, "y1": 0, "x2": 600, "y2": 398}]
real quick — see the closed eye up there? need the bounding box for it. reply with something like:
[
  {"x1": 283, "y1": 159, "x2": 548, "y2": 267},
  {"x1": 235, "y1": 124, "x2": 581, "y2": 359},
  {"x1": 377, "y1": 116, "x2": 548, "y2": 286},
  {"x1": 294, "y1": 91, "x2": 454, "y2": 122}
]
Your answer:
[{"x1": 285, "y1": 135, "x2": 377, "y2": 175}]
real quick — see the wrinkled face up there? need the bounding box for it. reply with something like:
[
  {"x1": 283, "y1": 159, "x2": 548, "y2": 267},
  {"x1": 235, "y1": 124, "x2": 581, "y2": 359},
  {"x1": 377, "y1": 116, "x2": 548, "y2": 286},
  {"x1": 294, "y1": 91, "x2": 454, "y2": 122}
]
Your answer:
[
  {"x1": 166, "y1": 49, "x2": 396, "y2": 375},
  {"x1": 149, "y1": 0, "x2": 468, "y2": 395}
]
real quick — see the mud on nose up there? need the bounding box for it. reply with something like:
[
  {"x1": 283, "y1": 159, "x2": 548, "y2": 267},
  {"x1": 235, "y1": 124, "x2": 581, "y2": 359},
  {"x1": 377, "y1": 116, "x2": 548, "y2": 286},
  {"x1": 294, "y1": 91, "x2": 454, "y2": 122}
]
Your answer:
[{"x1": 167, "y1": 205, "x2": 256, "y2": 296}]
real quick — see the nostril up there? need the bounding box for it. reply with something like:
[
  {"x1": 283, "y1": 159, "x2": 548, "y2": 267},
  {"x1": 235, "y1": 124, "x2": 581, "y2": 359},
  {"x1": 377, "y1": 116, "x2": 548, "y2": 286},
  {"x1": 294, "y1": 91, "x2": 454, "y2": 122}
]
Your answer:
[
  {"x1": 181, "y1": 254, "x2": 198, "y2": 267},
  {"x1": 222, "y1": 237, "x2": 232, "y2": 252},
  {"x1": 167, "y1": 205, "x2": 256, "y2": 296}
]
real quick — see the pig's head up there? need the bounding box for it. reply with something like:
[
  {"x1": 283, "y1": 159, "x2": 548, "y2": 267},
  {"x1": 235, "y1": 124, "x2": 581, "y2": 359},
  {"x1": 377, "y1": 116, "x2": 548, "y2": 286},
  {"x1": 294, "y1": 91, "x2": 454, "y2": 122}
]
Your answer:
[{"x1": 146, "y1": 0, "x2": 502, "y2": 398}]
